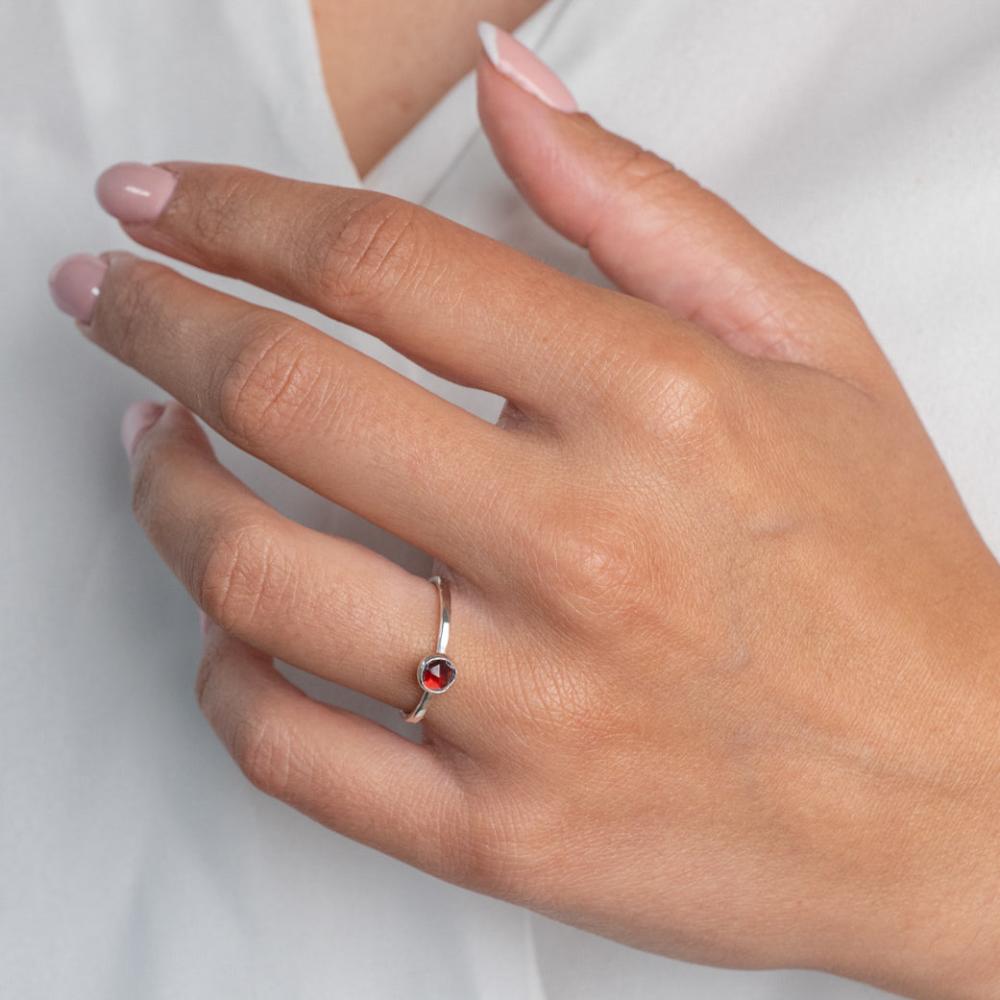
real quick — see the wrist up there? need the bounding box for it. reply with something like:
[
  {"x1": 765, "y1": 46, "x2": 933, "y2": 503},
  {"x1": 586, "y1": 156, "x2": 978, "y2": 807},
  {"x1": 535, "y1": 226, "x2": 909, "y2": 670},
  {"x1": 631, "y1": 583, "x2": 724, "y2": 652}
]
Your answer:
[{"x1": 813, "y1": 575, "x2": 1000, "y2": 998}]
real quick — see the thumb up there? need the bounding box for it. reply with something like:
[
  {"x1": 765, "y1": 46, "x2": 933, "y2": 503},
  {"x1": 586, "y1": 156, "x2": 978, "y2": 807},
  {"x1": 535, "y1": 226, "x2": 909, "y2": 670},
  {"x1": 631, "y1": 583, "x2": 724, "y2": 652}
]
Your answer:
[{"x1": 476, "y1": 23, "x2": 886, "y2": 384}]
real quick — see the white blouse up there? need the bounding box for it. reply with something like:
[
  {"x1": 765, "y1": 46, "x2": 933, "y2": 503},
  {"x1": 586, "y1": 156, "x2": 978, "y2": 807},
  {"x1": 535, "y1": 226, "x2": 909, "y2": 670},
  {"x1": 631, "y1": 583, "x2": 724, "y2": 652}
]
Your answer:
[{"x1": 5, "y1": 0, "x2": 998, "y2": 996}]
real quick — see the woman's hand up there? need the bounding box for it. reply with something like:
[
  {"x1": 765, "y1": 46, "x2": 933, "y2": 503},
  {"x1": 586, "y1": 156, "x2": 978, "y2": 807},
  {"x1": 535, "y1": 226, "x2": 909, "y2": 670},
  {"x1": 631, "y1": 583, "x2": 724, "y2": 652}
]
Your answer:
[{"x1": 49, "y1": 31, "x2": 1000, "y2": 1000}]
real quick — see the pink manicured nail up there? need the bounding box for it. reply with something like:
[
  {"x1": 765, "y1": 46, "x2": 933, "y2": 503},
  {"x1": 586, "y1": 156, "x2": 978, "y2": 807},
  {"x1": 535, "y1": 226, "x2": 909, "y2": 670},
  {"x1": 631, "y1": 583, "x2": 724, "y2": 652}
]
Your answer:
[
  {"x1": 120, "y1": 400, "x2": 165, "y2": 458},
  {"x1": 96, "y1": 162, "x2": 177, "y2": 224},
  {"x1": 477, "y1": 22, "x2": 577, "y2": 112},
  {"x1": 48, "y1": 253, "x2": 107, "y2": 323}
]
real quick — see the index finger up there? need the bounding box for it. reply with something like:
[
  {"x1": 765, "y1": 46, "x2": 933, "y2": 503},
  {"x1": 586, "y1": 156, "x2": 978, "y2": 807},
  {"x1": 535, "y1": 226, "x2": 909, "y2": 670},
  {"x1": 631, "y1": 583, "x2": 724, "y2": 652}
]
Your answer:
[{"x1": 96, "y1": 161, "x2": 655, "y2": 420}]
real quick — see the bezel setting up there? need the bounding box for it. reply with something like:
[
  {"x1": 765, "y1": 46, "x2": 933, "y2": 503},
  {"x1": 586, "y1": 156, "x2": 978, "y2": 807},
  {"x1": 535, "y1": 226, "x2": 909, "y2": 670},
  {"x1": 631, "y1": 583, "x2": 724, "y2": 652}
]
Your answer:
[{"x1": 416, "y1": 654, "x2": 458, "y2": 695}]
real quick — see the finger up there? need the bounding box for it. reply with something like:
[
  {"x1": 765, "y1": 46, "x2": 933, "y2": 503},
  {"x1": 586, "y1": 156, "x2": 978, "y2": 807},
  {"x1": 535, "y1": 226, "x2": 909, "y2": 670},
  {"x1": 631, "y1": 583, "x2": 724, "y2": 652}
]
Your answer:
[
  {"x1": 124, "y1": 400, "x2": 493, "y2": 724},
  {"x1": 476, "y1": 25, "x2": 894, "y2": 391},
  {"x1": 93, "y1": 159, "x2": 642, "y2": 418},
  {"x1": 77, "y1": 250, "x2": 525, "y2": 575},
  {"x1": 197, "y1": 621, "x2": 471, "y2": 881}
]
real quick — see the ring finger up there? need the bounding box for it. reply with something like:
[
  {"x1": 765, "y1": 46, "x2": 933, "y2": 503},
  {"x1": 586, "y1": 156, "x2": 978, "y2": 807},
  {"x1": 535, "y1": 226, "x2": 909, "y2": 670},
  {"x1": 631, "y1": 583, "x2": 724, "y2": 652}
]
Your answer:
[{"x1": 127, "y1": 400, "x2": 500, "y2": 730}]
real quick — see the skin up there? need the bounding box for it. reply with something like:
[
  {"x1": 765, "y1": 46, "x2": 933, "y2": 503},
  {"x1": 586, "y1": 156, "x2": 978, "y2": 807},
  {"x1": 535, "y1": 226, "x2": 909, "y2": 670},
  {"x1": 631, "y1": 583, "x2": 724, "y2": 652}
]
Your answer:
[
  {"x1": 309, "y1": 0, "x2": 547, "y2": 174},
  {"x1": 69, "y1": 46, "x2": 1000, "y2": 1000}
]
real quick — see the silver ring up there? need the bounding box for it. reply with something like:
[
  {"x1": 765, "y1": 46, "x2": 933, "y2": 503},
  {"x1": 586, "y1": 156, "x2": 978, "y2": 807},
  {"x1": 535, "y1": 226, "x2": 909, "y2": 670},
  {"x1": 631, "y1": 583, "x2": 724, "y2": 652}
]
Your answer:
[{"x1": 401, "y1": 575, "x2": 458, "y2": 724}]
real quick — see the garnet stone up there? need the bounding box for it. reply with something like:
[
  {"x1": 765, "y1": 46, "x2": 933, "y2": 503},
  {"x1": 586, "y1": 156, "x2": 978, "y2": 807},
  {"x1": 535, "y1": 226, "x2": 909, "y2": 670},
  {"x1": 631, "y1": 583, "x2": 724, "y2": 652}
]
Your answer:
[{"x1": 419, "y1": 655, "x2": 457, "y2": 693}]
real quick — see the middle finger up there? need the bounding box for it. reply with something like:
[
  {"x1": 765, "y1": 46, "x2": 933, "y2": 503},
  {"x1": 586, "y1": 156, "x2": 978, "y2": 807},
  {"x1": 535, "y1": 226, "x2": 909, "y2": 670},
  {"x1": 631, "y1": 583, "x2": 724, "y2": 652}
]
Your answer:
[{"x1": 84, "y1": 251, "x2": 529, "y2": 577}]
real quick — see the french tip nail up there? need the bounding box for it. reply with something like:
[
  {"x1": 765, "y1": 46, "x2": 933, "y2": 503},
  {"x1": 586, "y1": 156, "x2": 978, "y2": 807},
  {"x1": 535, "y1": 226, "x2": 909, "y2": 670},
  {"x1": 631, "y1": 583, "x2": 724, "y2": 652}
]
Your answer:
[
  {"x1": 477, "y1": 21, "x2": 500, "y2": 61},
  {"x1": 120, "y1": 400, "x2": 165, "y2": 458},
  {"x1": 96, "y1": 161, "x2": 178, "y2": 224},
  {"x1": 477, "y1": 22, "x2": 577, "y2": 113},
  {"x1": 48, "y1": 253, "x2": 108, "y2": 323}
]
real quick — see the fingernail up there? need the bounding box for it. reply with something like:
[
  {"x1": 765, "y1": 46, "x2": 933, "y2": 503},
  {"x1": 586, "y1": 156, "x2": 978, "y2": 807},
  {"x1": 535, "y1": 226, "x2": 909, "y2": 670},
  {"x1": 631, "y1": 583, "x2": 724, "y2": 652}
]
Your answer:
[
  {"x1": 477, "y1": 22, "x2": 577, "y2": 112},
  {"x1": 48, "y1": 253, "x2": 107, "y2": 323},
  {"x1": 96, "y1": 162, "x2": 178, "y2": 224},
  {"x1": 198, "y1": 610, "x2": 210, "y2": 636},
  {"x1": 120, "y1": 400, "x2": 165, "y2": 458}
]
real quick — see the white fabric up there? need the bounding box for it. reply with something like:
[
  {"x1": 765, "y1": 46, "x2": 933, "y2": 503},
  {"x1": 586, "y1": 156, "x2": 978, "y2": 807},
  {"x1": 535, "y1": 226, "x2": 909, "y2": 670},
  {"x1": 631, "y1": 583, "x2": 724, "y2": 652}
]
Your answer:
[{"x1": 4, "y1": 0, "x2": 997, "y2": 996}]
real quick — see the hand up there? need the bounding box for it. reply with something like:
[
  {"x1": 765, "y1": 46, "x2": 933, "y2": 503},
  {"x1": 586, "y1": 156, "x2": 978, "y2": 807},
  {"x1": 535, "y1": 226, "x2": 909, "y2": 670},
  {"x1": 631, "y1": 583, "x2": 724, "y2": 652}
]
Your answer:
[{"x1": 49, "y1": 33, "x2": 1000, "y2": 1000}]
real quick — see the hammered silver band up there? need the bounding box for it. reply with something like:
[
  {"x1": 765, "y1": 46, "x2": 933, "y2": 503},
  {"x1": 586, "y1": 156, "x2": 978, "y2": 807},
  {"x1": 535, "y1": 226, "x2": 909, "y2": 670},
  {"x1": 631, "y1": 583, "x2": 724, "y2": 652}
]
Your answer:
[{"x1": 401, "y1": 575, "x2": 458, "y2": 724}]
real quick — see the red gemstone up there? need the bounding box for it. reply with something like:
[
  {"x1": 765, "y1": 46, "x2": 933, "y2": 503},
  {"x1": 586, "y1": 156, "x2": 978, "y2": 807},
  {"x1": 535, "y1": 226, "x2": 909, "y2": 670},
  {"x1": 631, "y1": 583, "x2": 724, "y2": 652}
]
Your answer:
[{"x1": 420, "y1": 656, "x2": 456, "y2": 692}]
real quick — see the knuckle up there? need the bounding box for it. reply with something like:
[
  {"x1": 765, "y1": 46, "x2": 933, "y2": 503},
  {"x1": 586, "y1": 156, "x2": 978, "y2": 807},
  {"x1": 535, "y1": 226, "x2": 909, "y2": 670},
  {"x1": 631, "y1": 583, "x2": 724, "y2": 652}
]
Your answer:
[
  {"x1": 808, "y1": 269, "x2": 857, "y2": 315},
  {"x1": 197, "y1": 517, "x2": 294, "y2": 635},
  {"x1": 614, "y1": 333, "x2": 727, "y2": 445},
  {"x1": 581, "y1": 325, "x2": 725, "y2": 445},
  {"x1": 128, "y1": 441, "x2": 161, "y2": 525},
  {"x1": 228, "y1": 712, "x2": 296, "y2": 800},
  {"x1": 105, "y1": 258, "x2": 175, "y2": 365},
  {"x1": 605, "y1": 144, "x2": 681, "y2": 207},
  {"x1": 183, "y1": 168, "x2": 258, "y2": 251},
  {"x1": 774, "y1": 267, "x2": 857, "y2": 327},
  {"x1": 641, "y1": 353, "x2": 723, "y2": 441},
  {"x1": 593, "y1": 143, "x2": 689, "y2": 239},
  {"x1": 548, "y1": 526, "x2": 630, "y2": 607},
  {"x1": 127, "y1": 427, "x2": 184, "y2": 532},
  {"x1": 312, "y1": 193, "x2": 427, "y2": 308},
  {"x1": 217, "y1": 314, "x2": 334, "y2": 445},
  {"x1": 193, "y1": 651, "x2": 300, "y2": 803},
  {"x1": 527, "y1": 497, "x2": 653, "y2": 632}
]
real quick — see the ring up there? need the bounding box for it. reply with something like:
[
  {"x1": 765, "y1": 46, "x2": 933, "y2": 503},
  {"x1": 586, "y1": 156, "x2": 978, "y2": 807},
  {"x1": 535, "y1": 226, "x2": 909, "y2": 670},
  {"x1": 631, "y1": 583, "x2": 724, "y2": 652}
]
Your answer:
[{"x1": 401, "y1": 575, "x2": 458, "y2": 724}]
